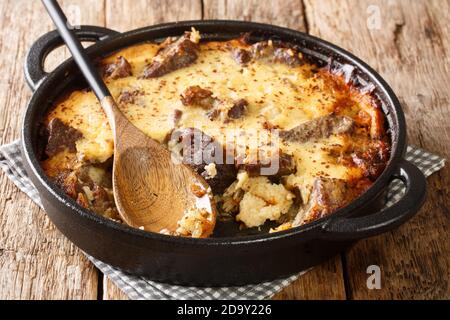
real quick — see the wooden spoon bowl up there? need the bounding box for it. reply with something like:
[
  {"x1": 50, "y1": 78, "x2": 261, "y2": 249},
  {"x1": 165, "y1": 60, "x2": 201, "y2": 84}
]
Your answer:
[{"x1": 107, "y1": 97, "x2": 217, "y2": 235}]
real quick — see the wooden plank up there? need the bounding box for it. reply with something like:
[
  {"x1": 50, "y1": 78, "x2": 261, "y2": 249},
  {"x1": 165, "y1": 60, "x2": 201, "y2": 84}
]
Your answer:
[
  {"x1": 204, "y1": 0, "x2": 346, "y2": 300},
  {"x1": 273, "y1": 258, "x2": 346, "y2": 300},
  {"x1": 304, "y1": 0, "x2": 450, "y2": 299},
  {"x1": 0, "y1": 0, "x2": 104, "y2": 299},
  {"x1": 203, "y1": 0, "x2": 307, "y2": 31},
  {"x1": 103, "y1": 276, "x2": 129, "y2": 300},
  {"x1": 105, "y1": 0, "x2": 203, "y2": 32},
  {"x1": 102, "y1": 0, "x2": 203, "y2": 300}
]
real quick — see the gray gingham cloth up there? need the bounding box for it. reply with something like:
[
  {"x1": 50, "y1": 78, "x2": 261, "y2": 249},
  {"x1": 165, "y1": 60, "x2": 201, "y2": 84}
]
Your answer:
[{"x1": 0, "y1": 140, "x2": 445, "y2": 300}]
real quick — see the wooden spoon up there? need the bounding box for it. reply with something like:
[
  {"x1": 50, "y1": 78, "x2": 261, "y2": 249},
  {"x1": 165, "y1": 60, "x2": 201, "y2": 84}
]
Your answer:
[{"x1": 42, "y1": 0, "x2": 216, "y2": 237}]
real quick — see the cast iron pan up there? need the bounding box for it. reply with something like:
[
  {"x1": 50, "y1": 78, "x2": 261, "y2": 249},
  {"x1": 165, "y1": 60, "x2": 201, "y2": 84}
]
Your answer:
[{"x1": 21, "y1": 21, "x2": 426, "y2": 286}]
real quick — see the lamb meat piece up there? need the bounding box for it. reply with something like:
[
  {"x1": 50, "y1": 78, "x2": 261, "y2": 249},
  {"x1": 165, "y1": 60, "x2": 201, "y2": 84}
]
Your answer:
[
  {"x1": 171, "y1": 128, "x2": 222, "y2": 170},
  {"x1": 104, "y1": 56, "x2": 132, "y2": 80},
  {"x1": 54, "y1": 171, "x2": 78, "y2": 199},
  {"x1": 142, "y1": 33, "x2": 199, "y2": 78},
  {"x1": 351, "y1": 140, "x2": 390, "y2": 180},
  {"x1": 55, "y1": 164, "x2": 118, "y2": 217},
  {"x1": 181, "y1": 86, "x2": 216, "y2": 109},
  {"x1": 227, "y1": 99, "x2": 248, "y2": 120},
  {"x1": 118, "y1": 89, "x2": 143, "y2": 104},
  {"x1": 237, "y1": 151, "x2": 296, "y2": 179},
  {"x1": 230, "y1": 41, "x2": 304, "y2": 67},
  {"x1": 76, "y1": 164, "x2": 113, "y2": 190},
  {"x1": 293, "y1": 177, "x2": 371, "y2": 226},
  {"x1": 251, "y1": 41, "x2": 303, "y2": 67},
  {"x1": 280, "y1": 114, "x2": 354, "y2": 143},
  {"x1": 277, "y1": 152, "x2": 297, "y2": 177},
  {"x1": 205, "y1": 99, "x2": 248, "y2": 121},
  {"x1": 273, "y1": 48, "x2": 303, "y2": 67},
  {"x1": 45, "y1": 118, "x2": 83, "y2": 157},
  {"x1": 119, "y1": 91, "x2": 135, "y2": 104},
  {"x1": 293, "y1": 178, "x2": 350, "y2": 226},
  {"x1": 231, "y1": 48, "x2": 252, "y2": 65},
  {"x1": 203, "y1": 162, "x2": 238, "y2": 195},
  {"x1": 169, "y1": 128, "x2": 237, "y2": 194},
  {"x1": 251, "y1": 41, "x2": 275, "y2": 60},
  {"x1": 313, "y1": 178, "x2": 350, "y2": 209},
  {"x1": 76, "y1": 183, "x2": 117, "y2": 218},
  {"x1": 91, "y1": 185, "x2": 114, "y2": 214}
]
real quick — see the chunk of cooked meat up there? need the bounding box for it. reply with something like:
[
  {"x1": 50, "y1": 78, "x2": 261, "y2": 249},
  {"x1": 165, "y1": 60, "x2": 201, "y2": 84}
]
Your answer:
[
  {"x1": 293, "y1": 178, "x2": 349, "y2": 226},
  {"x1": 227, "y1": 99, "x2": 249, "y2": 120},
  {"x1": 276, "y1": 152, "x2": 297, "y2": 177},
  {"x1": 280, "y1": 114, "x2": 354, "y2": 143},
  {"x1": 237, "y1": 151, "x2": 296, "y2": 179},
  {"x1": 169, "y1": 128, "x2": 237, "y2": 194},
  {"x1": 142, "y1": 33, "x2": 199, "y2": 78},
  {"x1": 207, "y1": 163, "x2": 238, "y2": 194},
  {"x1": 293, "y1": 177, "x2": 370, "y2": 226},
  {"x1": 230, "y1": 41, "x2": 304, "y2": 67},
  {"x1": 231, "y1": 48, "x2": 252, "y2": 65},
  {"x1": 273, "y1": 48, "x2": 303, "y2": 67},
  {"x1": 351, "y1": 140, "x2": 390, "y2": 180},
  {"x1": 118, "y1": 89, "x2": 143, "y2": 104},
  {"x1": 45, "y1": 118, "x2": 83, "y2": 157},
  {"x1": 205, "y1": 98, "x2": 249, "y2": 122},
  {"x1": 118, "y1": 91, "x2": 135, "y2": 104},
  {"x1": 180, "y1": 86, "x2": 216, "y2": 109},
  {"x1": 251, "y1": 41, "x2": 303, "y2": 67},
  {"x1": 76, "y1": 163, "x2": 113, "y2": 189},
  {"x1": 54, "y1": 170, "x2": 78, "y2": 199},
  {"x1": 90, "y1": 185, "x2": 117, "y2": 217},
  {"x1": 103, "y1": 56, "x2": 132, "y2": 80},
  {"x1": 54, "y1": 164, "x2": 120, "y2": 220}
]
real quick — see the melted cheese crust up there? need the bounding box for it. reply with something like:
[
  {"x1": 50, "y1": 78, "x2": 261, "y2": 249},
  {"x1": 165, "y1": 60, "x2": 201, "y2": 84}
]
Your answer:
[{"x1": 42, "y1": 37, "x2": 389, "y2": 231}]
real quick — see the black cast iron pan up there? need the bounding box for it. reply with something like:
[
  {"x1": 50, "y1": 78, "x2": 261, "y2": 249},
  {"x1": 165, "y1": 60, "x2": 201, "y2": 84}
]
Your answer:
[{"x1": 21, "y1": 21, "x2": 426, "y2": 286}]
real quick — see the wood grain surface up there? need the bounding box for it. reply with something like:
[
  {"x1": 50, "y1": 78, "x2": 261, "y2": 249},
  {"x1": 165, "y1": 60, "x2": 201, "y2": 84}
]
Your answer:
[{"x1": 0, "y1": 0, "x2": 448, "y2": 300}]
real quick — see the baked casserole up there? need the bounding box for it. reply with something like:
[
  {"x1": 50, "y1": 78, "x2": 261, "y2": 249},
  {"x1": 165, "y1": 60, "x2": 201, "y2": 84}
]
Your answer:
[{"x1": 39, "y1": 29, "x2": 391, "y2": 237}]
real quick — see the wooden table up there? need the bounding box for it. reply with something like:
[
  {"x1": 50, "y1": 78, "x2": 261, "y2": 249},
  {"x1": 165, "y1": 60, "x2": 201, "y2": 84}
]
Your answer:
[{"x1": 0, "y1": 0, "x2": 448, "y2": 300}]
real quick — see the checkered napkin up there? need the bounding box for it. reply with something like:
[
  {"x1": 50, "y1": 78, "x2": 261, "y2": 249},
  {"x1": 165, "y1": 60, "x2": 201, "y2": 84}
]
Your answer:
[{"x1": 0, "y1": 141, "x2": 445, "y2": 300}]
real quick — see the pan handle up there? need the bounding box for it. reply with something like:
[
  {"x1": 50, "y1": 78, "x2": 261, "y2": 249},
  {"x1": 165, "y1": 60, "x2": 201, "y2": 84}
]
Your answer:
[
  {"x1": 322, "y1": 160, "x2": 426, "y2": 240},
  {"x1": 24, "y1": 25, "x2": 119, "y2": 91}
]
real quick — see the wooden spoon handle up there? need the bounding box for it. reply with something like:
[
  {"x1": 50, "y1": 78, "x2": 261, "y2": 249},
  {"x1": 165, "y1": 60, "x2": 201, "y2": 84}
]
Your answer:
[
  {"x1": 42, "y1": 0, "x2": 123, "y2": 125},
  {"x1": 42, "y1": 0, "x2": 109, "y2": 99}
]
